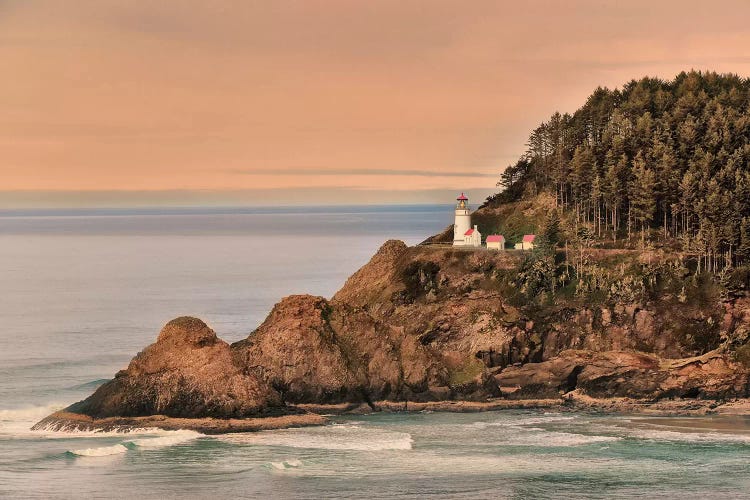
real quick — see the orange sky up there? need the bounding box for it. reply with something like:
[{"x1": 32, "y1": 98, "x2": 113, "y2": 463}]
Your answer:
[{"x1": 3, "y1": 0, "x2": 750, "y2": 206}]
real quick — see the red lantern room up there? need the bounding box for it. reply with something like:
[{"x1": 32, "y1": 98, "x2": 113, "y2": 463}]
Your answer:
[{"x1": 456, "y1": 192, "x2": 468, "y2": 209}]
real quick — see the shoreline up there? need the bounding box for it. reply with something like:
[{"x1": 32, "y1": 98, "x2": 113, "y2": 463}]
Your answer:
[
  {"x1": 31, "y1": 411, "x2": 328, "y2": 435},
  {"x1": 32, "y1": 396, "x2": 750, "y2": 434}
]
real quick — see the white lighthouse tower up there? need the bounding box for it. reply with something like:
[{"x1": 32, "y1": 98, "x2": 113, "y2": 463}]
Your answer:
[{"x1": 453, "y1": 193, "x2": 472, "y2": 246}]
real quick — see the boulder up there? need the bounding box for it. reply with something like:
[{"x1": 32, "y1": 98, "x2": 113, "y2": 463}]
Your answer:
[{"x1": 69, "y1": 317, "x2": 281, "y2": 419}]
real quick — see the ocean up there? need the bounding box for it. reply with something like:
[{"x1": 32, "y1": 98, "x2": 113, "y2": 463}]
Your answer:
[{"x1": 1, "y1": 205, "x2": 749, "y2": 499}]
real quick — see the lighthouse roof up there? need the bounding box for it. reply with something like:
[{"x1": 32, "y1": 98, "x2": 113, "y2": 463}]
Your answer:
[
  {"x1": 456, "y1": 193, "x2": 468, "y2": 201},
  {"x1": 464, "y1": 228, "x2": 475, "y2": 236}
]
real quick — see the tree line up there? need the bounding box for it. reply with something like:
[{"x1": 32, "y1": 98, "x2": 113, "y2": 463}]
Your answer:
[{"x1": 487, "y1": 71, "x2": 750, "y2": 271}]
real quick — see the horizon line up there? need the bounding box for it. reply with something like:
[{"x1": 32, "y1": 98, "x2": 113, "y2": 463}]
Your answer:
[{"x1": 0, "y1": 187, "x2": 498, "y2": 209}]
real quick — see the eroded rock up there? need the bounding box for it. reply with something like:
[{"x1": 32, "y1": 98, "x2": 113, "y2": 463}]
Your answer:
[{"x1": 70, "y1": 317, "x2": 281, "y2": 419}]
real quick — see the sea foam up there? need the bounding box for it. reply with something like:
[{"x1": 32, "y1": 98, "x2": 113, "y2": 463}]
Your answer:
[
  {"x1": 626, "y1": 428, "x2": 750, "y2": 444},
  {"x1": 69, "y1": 444, "x2": 128, "y2": 457},
  {"x1": 66, "y1": 430, "x2": 204, "y2": 458},
  {"x1": 126, "y1": 430, "x2": 203, "y2": 448},
  {"x1": 0, "y1": 402, "x2": 161, "y2": 438},
  {"x1": 504, "y1": 430, "x2": 622, "y2": 447},
  {"x1": 270, "y1": 459, "x2": 303, "y2": 470},
  {"x1": 221, "y1": 424, "x2": 413, "y2": 451},
  {"x1": 0, "y1": 403, "x2": 66, "y2": 437}
]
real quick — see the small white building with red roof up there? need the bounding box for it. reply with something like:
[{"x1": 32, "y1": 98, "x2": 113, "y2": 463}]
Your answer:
[
  {"x1": 514, "y1": 234, "x2": 536, "y2": 250},
  {"x1": 486, "y1": 234, "x2": 505, "y2": 250},
  {"x1": 462, "y1": 225, "x2": 482, "y2": 247}
]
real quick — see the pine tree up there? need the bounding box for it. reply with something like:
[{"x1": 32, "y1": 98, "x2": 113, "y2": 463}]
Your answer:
[
  {"x1": 489, "y1": 71, "x2": 750, "y2": 269},
  {"x1": 739, "y1": 218, "x2": 750, "y2": 265},
  {"x1": 543, "y1": 210, "x2": 561, "y2": 249},
  {"x1": 570, "y1": 145, "x2": 596, "y2": 222},
  {"x1": 629, "y1": 153, "x2": 656, "y2": 245}
]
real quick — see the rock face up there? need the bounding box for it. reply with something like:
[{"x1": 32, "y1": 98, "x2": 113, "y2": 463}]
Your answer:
[
  {"x1": 233, "y1": 295, "x2": 360, "y2": 404},
  {"x1": 45, "y1": 238, "x2": 750, "y2": 425},
  {"x1": 495, "y1": 350, "x2": 747, "y2": 400},
  {"x1": 70, "y1": 317, "x2": 281, "y2": 419},
  {"x1": 232, "y1": 293, "x2": 449, "y2": 404}
]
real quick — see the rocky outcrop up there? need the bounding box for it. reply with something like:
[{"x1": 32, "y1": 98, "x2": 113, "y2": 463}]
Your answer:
[
  {"x1": 496, "y1": 350, "x2": 748, "y2": 400},
  {"x1": 230, "y1": 293, "x2": 450, "y2": 404},
  {"x1": 69, "y1": 317, "x2": 282, "y2": 419},
  {"x1": 38, "y1": 238, "x2": 750, "y2": 430},
  {"x1": 232, "y1": 295, "x2": 359, "y2": 404},
  {"x1": 332, "y1": 239, "x2": 410, "y2": 307}
]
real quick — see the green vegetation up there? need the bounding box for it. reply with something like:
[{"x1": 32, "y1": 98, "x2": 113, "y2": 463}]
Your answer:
[
  {"x1": 485, "y1": 71, "x2": 750, "y2": 272},
  {"x1": 447, "y1": 356, "x2": 485, "y2": 387},
  {"x1": 397, "y1": 260, "x2": 440, "y2": 304},
  {"x1": 735, "y1": 343, "x2": 750, "y2": 368}
]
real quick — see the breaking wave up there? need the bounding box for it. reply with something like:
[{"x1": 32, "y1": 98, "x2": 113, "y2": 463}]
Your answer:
[
  {"x1": 472, "y1": 414, "x2": 578, "y2": 428},
  {"x1": 0, "y1": 402, "x2": 157, "y2": 438},
  {"x1": 462, "y1": 413, "x2": 619, "y2": 447},
  {"x1": 68, "y1": 444, "x2": 128, "y2": 457},
  {"x1": 65, "y1": 430, "x2": 204, "y2": 458},
  {"x1": 126, "y1": 430, "x2": 202, "y2": 448},
  {"x1": 270, "y1": 459, "x2": 303, "y2": 470},
  {"x1": 625, "y1": 428, "x2": 750, "y2": 444},
  {"x1": 221, "y1": 424, "x2": 413, "y2": 451},
  {"x1": 0, "y1": 403, "x2": 67, "y2": 436},
  {"x1": 503, "y1": 430, "x2": 621, "y2": 447}
]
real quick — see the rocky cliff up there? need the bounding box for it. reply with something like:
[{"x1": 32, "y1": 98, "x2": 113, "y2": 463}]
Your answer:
[{"x1": 35, "y1": 234, "x2": 750, "y2": 431}]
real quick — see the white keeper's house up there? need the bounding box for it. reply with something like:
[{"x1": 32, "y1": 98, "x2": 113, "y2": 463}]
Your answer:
[{"x1": 463, "y1": 225, "x2": 482, "y2": 247}]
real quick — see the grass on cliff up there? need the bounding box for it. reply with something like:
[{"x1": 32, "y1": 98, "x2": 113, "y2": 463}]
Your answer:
[
  {"x1": 446, "y1": 355, "x2": 485, "y2": 387},
  {"x1": 735, "y1": 343, "x2": 750, "y2": 368},
  {"x1": 473, "y1": 193, "x2": 554, "y2": 245}
]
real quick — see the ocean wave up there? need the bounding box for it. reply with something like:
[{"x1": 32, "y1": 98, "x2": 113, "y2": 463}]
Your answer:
[
  {"x1": 504, "y1": 430, "x2": 621, "y2": 447},
  {"x1": 463, "y1": 417, "x2": 620, "y2": 447},
  {"x1": 0, "y1": 403, "x2": 156, "y2": 438},
  {"x1": 0, "y1": 403, "x2": 66, "y2": 422},
  {"x1": 68, "y1": 444, "x2": 128, "y2": 457},
  {"x1": 126, "y1": 430, "x2": 203, "y2": 448},
  {"x1": 626, "y1": 428, "x2": 750, "y2": 444},
  {"x1": 259, "y1": 450, "x2": 635, "y2": 479},
  {"x1": 221, "y1": 424, "x2": 413, "y2": 451},
  {"x1": 0, "y1": 403, "x2": 67, "y2": 436},
  {"x1": 65, "y1": 430, "x2": 204, "y2": 458},
  {"x1": 270, "y1": 459, "x2": 303, "y2": 470},
  {"x1": 69, "y1": 379, "x2": 110, "y2": 391},
  {"x1": 30, "y1": 422, "x2": 165, "y2": 438},
  {"x1": 470, "y1": 414, "x2": 578, "y2": 430},
  {"x1": 511, "y1": 414, "x2": 578, "y2": 426}
]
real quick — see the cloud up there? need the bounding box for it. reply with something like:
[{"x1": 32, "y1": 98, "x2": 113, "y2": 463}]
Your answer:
[
  {"x1": 2, "y1": 1, "x2": 750, "y2": 203},
  {"x1": 229, "y1": 168, "x2": 498, "y2": 178}
]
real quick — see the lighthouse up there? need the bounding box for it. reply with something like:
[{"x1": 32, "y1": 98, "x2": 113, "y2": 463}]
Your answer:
[{"x1": 453, "y1": 193, "x2": 472, "y2": 246}]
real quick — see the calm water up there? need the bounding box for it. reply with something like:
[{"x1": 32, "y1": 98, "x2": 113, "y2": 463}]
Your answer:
[{"x1": 1, "y1": 206, "x2": 749, "y2": 499}]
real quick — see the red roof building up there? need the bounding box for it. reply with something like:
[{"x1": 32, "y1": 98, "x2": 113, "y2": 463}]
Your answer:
[
  {"x1": 464, "y1": 228, "x2": 475, "y2": 236},
  {"x1": 486, "y1": 235, "x2": 504, "y2": 243},
  {"x1": 522, "y1": 234, "x2": 536, "y2": 243}
]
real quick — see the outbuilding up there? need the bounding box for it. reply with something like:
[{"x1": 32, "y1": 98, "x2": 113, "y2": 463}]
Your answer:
[
  {"x1": 486, "y1": 235, "x2": 505, "y2": 250},
  {"x1": 520, "y1": 234, "x2": 536, "y2": 250}
]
